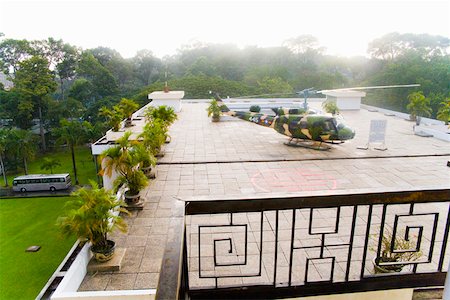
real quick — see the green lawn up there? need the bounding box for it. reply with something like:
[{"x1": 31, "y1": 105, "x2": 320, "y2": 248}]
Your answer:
[
  {"x1": 2, "y1": 145, "x2": 98, "y2": 188},
  {"x1": 0, "y1": 196, "x2": 76, "y2": 300}
]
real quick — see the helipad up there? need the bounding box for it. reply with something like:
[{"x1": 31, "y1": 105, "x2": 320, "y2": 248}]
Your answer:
[{"x1": 78, "y1": 101, "x2": 450, "y2": 294}]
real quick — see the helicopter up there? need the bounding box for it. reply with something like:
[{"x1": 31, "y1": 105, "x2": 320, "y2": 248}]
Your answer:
[
  {"x1": 210, "y1": 84, "x2": 420, "y2": 150},
  {"x1": 212, "y1": 92, "x2": 354, "y2": 150}
]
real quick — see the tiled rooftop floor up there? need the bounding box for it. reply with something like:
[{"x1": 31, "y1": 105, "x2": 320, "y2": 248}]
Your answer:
[{"x1": 79, "y1": 102, "x2": 450, "y2": 292}]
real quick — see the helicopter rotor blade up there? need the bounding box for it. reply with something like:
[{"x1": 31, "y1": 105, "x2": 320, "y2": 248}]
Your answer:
[
  {"x1": 231, "y1": 92, "x2": 296, "y2": 99},
  {"x1": 318, "y1": 84, "x2": 420, "y2": 93}
]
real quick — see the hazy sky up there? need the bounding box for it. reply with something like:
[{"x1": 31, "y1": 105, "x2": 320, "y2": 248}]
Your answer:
[{"x1": 1, "y1": 0, "x2": 449, "y2": 58}]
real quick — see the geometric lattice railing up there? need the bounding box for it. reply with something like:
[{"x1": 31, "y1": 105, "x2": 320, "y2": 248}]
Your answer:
[{"x1": 181, "y1": 189, "x2": 450, "y2": 299}]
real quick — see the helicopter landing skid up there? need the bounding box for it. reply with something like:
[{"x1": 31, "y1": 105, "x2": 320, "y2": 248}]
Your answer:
[{"x1": 284, "y1": 139, "x2": 331, "y2": 151}]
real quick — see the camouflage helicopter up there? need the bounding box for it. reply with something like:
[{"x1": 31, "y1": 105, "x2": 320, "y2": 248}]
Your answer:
[
  {"x1": 212, "y1": 93, "x2": 354, "y2": 150},
  {"x1": 211, "y1": 84, "x2": 419, "y2": 150}
]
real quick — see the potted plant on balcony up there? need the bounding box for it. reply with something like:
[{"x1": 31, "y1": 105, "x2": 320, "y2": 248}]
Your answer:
[
  {"x1": 134, "y1": 143, "x2": 157, "y2": 179},
  {"x1": 99, "y1": 105, "x2": 124, "y2": 132},
  {"x1": 322, "y1": 100, "x2": 340, "y2": 115},
  {"x1": 249, "y1": 105, "x2": 261, "y2": 113},
  {"x1": 207, "y1": 99, "x2": 222, "y2": 122},
  {"x1": 57, "y1": 181, "x2": 129, "y2": 262},
  {"x1": 118, "y1": 98, "x2": 139, "y2": 127},
  {"x1": 372, "y1": 229, "x2": 423, "y2": 273},
  {"x1": 144, "y1": 106, "x2": 177, "y2": 143},
  {"x1": 139, "y1": 120, "x2": 167, "y2": 158},
  {"x1": 100, "y1": 132, "x2": 148, "y2": 208},
  {"x1": 407, "y1": 91, "x2": 432, "y2": 125}
]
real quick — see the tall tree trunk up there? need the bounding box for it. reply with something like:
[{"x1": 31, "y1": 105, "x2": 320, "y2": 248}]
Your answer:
[
  {"x1": 71, "y1": 143, "x2": 79, "y2": 185},
  {"x1": 60, "y1": 77, "x2": 65, "y2": 101},
  {"x1": 24, "y1": 157, "x2": 28, "y2": 175},
  {"x1": 38, "y1": 106, "x2": 47, "y2": 152},
  {"x1": 0, "y1": 154, "x2": 8, "y2": 187}
]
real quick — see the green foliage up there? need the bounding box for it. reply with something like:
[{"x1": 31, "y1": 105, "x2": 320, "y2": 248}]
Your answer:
[
  {"x1": 437, "y1": 98, "x2": 450, "y2": 124},
  {"x1": 406, "y1": 91, "x2": 432, "y2": 120},
  {"x1": 376, "y1": 229, "x2": 423, "y2": 264},
  {"x1": 54, "y1": 119, "x2": 92, "y2": 184},
  {"x1": 58, "y1": 181, "x2": 128, "y2": 249},
  {"x1": 13, "y1": 56, "x2": 57, "y2": 100},
  {"x1": 99, "y1": 105, "x2": 124, "y2": 131},
  {"x1": 40, "y1": 157, "x2": 61, "y2": 174},
  {"x1": 368, "y1": 32, "x2": 450, "y2": 60},
  {"x1": 0, "y1": 197, "x2": 76, "y2": 299},
  {"x1": 139, "y1": 120, "x2": 167, "y2": 155},
  {"x1": 3, "y1": 145, "x2": 97, "y2": 187},
  {"x1": 256, "y1": 76, "x2": 293, "y2": 95},
  {"x1": 249, "y1": 105, "x2": 261, "y2": 113},
  {"x1": 117, "y1": 98, "x2": 139, "y2": 119},
  {"x1": 0, "y1": 38, "x2": 34, "y2": 74},
  {"x1": 100, "y1": 132, "x2": 148, "y2": 195},
  {"x1": 145, "y1": 105, "x2": 177, "y2": 125},
  {"x1": 322, "y1": 100, "x2": 340, "y2": 115},
  {"x1": 207, "y1": 99, "x2": 222, "y2": 119}
]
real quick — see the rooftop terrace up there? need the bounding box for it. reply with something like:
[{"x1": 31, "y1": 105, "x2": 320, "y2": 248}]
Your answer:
[{"x1": 77, "y1": 101, "x2": 449, "y2": 298}]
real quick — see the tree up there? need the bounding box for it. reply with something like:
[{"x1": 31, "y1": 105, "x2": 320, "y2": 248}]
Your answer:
[
  {"x1": 283, "y1": 35, "x2": 325, "y2": 55},
  {"x1": 13, "y1": 56, "x2": 57, "y2": 151},
  {"x1": 407, "y1": 91, "x2": 432, "y2": 124},
  {"x1": 132, "y1": 49, "x2": 162, "y2": 86},
  {"x1": 437, "y1": 98, "x2": 450, "y2": 125},
  {"x1": 40, "y1": 157, "x2": 61, "y2": 174},
  {"x1": 0, "y1": 128, "x2": 9, "y2": 186},
  {"x1": 55, "y1": 119, "x2": 91, "y2": 185},
  {"x1": 0, "y1": 38, "x2": 33, "y2": 74},
  {"x1": 100, "y1": 131, "x2": 148, "y2": 196},
  {"x1": 11, "y1": 129, "x2": 37, "y2": 175},
  {"x1": 77, "y1": 52, "x2": 118, "y2": 99},
  {"x1": 368, "y1": 33, "x2": 450, "y2": 60}
]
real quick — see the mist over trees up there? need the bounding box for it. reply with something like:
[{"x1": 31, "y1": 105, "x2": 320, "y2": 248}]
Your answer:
[{"x1": 0, "y1": 32, "x2": 449, "y2": 156}]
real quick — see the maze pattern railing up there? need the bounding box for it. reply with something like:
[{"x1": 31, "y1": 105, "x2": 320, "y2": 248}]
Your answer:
[{"x1": 182, "y1": 189, "x2": 450, "y2": 299}]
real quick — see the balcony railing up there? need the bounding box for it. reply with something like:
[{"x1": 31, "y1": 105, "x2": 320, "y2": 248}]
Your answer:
[{"x1": 156, "y1": 188, "x2": 450, "y2": 299}]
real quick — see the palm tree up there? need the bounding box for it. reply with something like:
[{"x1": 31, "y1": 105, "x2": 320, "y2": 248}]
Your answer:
[
  {"x1": 40, "y1": 157, "x2": 61, "y2": 174},
  {"x1": 407, "y1": 91, "x2": 432, "y2": 125},
  {"x1": 118, "y1": 98, "x2": 139, "y2": 127},
  {"x1": 10, "y1": 129, "x2": 37, "y2": 175},
  {"x1": 55, "y1": 119, "x2": 91, "y2": 185},
  {"x1": 100, "y1": 131, "x2": 148, "y2": 198},
  {"x1": 139, "y1": 120, "x2": 167, "y2": 156},
  {"x1": 99, "y1": 106, "x2": 123, "y2": 132},
  {"x1": 58, "y1": 180, "x2": 129, "y2": 261},
  {"x1": 0, "y1": 129, "x2": 9, "y2": 186},
  {"x1": 437, "y1": 98, "x2": 450, "y2": 125}
]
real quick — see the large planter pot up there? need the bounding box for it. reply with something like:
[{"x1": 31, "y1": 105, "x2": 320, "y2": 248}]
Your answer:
[
  {"x1": 142, "y1": 166, "x2": 157, "y2": 179},
  {"x1": 125, "y1": 191, "x2": 141, "y2": 205},
  {"x1": 372, "y1": 257, "x2": 404, "y2": 273},
  {"x1": 212, "y1": 115, "x2": 220, "y2": 122},
  {"x1": 91, "y1": 240, "x2": 116, "y2": 262}
]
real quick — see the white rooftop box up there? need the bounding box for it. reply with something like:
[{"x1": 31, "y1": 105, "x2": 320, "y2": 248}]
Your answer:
[{"x1": 148, "y1": 90, "x2": 185, "y2": 112}]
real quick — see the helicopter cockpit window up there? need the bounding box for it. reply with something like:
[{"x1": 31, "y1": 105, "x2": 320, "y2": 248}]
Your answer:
[{"x1": 322, "y1": 120, "x2": 335, "y2": 131}]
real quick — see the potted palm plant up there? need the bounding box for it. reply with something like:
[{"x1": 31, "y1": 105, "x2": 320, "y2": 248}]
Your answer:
[
  {"x1": 100, "y1": 132, "x2": 148, "y2": 208},
  {"x1": 118, "y1": 98, "x2": 139, "y2": 127},
  {"x1": 139, "y1": 120, "x2": 167, "y2": 158},
  {"x1": 134, "y1": 143, "x2": 157, "y2": 179},
  {"x1": 322, "y1": 100, "x2": 340, "y2": 115},
  {"x1": 57, "y1": 181, "x2": 128, "y2": 262},
  {"x1": 144, "y1": 106, "x2": 177, "y2": 143},
  {"x1": 207, "y1": 99, "x2": 222, "y2": 122},
  {"x1": 372, "y1": 229, "x2": 423, "y2": 273},
  {"x1": 407, "y1": 91, "x2": 432, "y2": 125},
  {"x1": 99, "y1": 106, "x2": 123, "y2": 132}
]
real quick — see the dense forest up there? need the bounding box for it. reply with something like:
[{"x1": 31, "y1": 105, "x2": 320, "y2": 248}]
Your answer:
[{"x1": 0, "y1": 32, "x2": 449, "y2": 169}]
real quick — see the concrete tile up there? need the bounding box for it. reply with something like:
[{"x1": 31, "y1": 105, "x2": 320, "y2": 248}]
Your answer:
[{"x1": 106, "y1": 273, "x2": 137, "y2": 290}]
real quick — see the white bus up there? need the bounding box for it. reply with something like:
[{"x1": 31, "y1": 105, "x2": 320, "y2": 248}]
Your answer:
[{"x1": 12, "y1": 174, "x2": 72, "y2": 192}]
